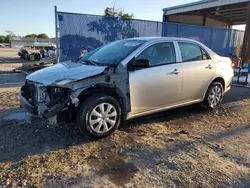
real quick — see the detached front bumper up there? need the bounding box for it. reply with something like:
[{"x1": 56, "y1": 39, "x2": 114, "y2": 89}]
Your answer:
[{"x1": 19, "y1": 91, "x2": 70, "y2": 119}]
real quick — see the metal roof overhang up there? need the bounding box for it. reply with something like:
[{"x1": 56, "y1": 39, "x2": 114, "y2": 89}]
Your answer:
[{"x1": 163, "y1": 0, "x2": 250, "y2": 25}]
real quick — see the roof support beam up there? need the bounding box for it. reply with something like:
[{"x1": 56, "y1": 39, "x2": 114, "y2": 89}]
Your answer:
[
  {"x1": 241, "y1": 2, "x2": 250, "y2": 62},
  {"x1": 212, "y1": 7, "x2": 247, "y2": 13},
  {"x1": 220, "y1": 13, "x2": 247, "y2": 18},
  {"x1": 230, "y1": 16, "x2": 248, "y2": 20},
  {"x1": 223, "y1": 16, "x2": 247, "y2": 20},
  {"x1": 203, "y1": 15, "x2": 206, "y2": 26},
  {"x1": 219, "y1": 10, "x2": 247, "y2": 15},
  {"x1": 205, "y1": 13, "x2": 232, "y2": 25},
  {"x1": 231, "y1": 21, "x2": 246, "y2": 25}
]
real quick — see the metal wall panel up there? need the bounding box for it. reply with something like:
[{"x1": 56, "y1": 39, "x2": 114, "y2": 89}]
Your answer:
[
  {"x1": 169, "y1": 15, "x2": 203, "y2": 25},
  {"x1": 57, "y1": 11, "x2": 245, "y2": 61}
]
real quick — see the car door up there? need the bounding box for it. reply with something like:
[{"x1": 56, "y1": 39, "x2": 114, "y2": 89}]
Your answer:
[
  {"x1": 178, "y1": 42, "x2": 216, "y2": 102},
  {"x1": 129, "y1": 42, "x2": 182, "y2": 115}
]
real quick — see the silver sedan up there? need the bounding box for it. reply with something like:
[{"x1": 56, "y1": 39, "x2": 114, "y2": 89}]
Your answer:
[{"x1": 20, "y1": 37, "x2": 234, "y2": 138}]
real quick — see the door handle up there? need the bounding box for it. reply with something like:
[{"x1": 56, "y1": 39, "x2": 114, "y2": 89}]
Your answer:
[
  {"x1": 171, "y1": 69, "x2": 181, "y2": 75},
  {"x1": 206, "y1": 64, "x2": 213, "y2": 69}
]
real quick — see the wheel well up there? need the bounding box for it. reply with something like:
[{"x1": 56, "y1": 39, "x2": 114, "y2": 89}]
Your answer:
[
  {"x1": 78, "y1": 86, "x2": 124, "y2": 108},
  {"x1": 67, "y1": 86, "x2": 127, "y2": 122},
  {"x1": 212, "y1": 77, "x2": 225, "y2": 90}
]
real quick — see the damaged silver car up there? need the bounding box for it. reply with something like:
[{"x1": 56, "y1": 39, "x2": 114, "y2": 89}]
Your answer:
[{"x1": 20, "y1": 37, "x2": 233, "y2": 137}]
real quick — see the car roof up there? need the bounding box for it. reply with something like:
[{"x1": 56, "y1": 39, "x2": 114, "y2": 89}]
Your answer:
[
  {"x1": 123, "y1": 37, "x2": 218, "y2": 57},
  {"x1": 125, "y1": 37, "x2": 198, "y2": 43}
]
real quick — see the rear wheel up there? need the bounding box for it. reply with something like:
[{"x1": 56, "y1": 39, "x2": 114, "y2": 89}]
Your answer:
[
  {"x1": 77, "y1": 95, "x2": 121, "y2": 138},
  {"x1": 202, "y1": 82, "x2": 223, "y2": 109}
]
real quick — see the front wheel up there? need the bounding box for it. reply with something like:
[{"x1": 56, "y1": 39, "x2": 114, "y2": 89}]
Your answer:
[
  {"x1": 202, "y1": 82, "x2": 223, "y2": 109},
  {"x1": 77, "y1": 95, "x2": 121, "y2": 138}
]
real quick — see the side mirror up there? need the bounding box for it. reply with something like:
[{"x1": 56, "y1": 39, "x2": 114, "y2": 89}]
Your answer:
[{"x1": 128, "y1": 59, "x2": 150, "y2": 71}]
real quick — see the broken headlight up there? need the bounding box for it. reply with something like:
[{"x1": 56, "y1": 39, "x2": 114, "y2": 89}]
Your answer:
[
  {"x1": 49, "y1": 87, "x2": 63, "y2": 98},
  {"x1": 47, "y1": 87, "x2": 69, "y2": 102},
  {"x1": 53, "y1": 87, "x2": 62, "y2": 93}
]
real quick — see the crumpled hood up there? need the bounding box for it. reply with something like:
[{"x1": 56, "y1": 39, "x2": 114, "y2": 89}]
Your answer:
[{"x1": 26, "y1": 61, "x2": 107, "y2": 86}]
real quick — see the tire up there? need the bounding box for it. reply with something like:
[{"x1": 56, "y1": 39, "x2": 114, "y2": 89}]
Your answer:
[
  {"x1": 77, "y1": 94, "x2": 121, "y2": 138},
  {"x1": 202, "y1": 82, "x2": 223, "y2": 110}
]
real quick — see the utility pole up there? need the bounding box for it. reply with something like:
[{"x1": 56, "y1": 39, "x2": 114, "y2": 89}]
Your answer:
[
  {"x1": 55, "y1": 6, "x2": 60, "y2": 64},
  {"x1": 113, "y1": 0, "x2": 117, "y2": 13}
]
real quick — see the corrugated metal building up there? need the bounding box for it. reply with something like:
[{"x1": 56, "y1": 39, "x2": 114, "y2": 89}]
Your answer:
[{"x1": 162, "y1": 0, "x2": 250, "y2": 61}]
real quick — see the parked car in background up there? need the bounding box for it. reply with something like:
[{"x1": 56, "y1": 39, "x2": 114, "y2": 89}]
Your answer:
[
  {"x1": 18, "y1": 46, "x2": 56, "y2": 60},
  {"x1": 20, "y1": 37, "x2": 234, "y2": 138},
  {"x1": 18, "y1": 47, "x2": 30, "y2": 59}
]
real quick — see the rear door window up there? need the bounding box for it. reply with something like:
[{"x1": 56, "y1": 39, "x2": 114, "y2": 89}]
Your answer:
[{"x1": 179, "y1": 42, "x2": 205, "y2": 62}]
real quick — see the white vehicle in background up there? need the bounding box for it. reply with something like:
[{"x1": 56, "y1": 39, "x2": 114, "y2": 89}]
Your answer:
[{"x1": 20, "y1": 37, "x2": 234, "y2": 138}]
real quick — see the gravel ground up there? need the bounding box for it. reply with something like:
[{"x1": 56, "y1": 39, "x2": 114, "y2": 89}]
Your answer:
[
  {"x1": 0, "y1": 73, "x2": 250, "y2": 188},
  {"x1": 0, "y1": 48, "x2": 24, "y2": 73},
  {"x1": 0, "y1": 48, "x2": 19, "y2": 59}
]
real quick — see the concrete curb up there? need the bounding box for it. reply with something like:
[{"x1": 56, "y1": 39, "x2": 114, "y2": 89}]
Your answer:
[
  {"x1": 0, "y1": 70, "x2": 21, "y2": 74},
  {"x1": 232, "y1": 84, "x2": 250, "y2": 88}
]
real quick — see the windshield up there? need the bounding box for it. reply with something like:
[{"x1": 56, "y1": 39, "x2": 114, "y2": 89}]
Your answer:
[
  {"x1": 78, "y1": 46, "x2": 103, "y2": 62},
  {"x1": 79, "y1": 40, "x2": 145, "y2": 66}
]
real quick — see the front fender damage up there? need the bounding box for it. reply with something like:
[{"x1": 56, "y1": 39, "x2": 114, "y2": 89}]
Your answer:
[{"x1": 46, "y1": 66, "x2": 130, "y2": 124}]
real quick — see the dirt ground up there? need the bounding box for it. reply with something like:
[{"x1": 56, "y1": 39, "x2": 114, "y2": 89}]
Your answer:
[
  {"x1": 0, "y1": 48, "x2": 19, "y2": 59},
  {"x1": 0, "y1": 48, "x2": 23, "y2": 72},
  {"x1": 0, "y1": 73, "x2": 250, "y2": 188}
]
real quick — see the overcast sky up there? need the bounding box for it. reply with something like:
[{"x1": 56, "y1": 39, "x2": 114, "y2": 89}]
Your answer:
[{"x1": 0, "y1": 0, "x2": 245, "y2": 37}]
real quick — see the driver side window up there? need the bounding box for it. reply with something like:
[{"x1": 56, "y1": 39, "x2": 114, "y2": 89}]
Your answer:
[{"x1": 136, "y1": 42, "x2": 176, "y2": 67}]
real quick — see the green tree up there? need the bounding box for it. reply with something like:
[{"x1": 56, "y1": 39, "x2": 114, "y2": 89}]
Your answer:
[
  {"x1": 88, "y1": 8, "x2": 138, "y2": 43},
  {"x1": 104, "y1": 7, "x2": 114, "y2": 17},
  {"x1": 25, "y1": 34, "x2": 37, "y2": 38},
  {"x1": 37, "y1": 33, "x2": 49, "y2": 39},
  {"x1": 4, "y1": 35, "x2": 9, "y2": 43},
  {"x1": 0, "y1": 35, "x2": 10, "y2": 43},
  {"x1": 104, "y1": 7, "x2": 134, "y2": 19},
  {"x1": 0, "y1": 36, "x2": 5, "y2": 43},
  {"x1": 24, "y1": 33, "x2": 49, "y2": 39}
]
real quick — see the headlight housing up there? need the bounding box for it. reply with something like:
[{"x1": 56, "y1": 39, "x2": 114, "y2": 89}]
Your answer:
[
  {"x1": 49, "y1": 87, "x2": 63, "y2": 98},
  {"x1": 37, "y1": 85, "x2": 47, "y2": 102},
  {"x1": 48, "y1": 87, "x2": 68, "y2": 101},
  {"x1": 53, "y1": 87, "x2": 62, "y2": 94}
]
